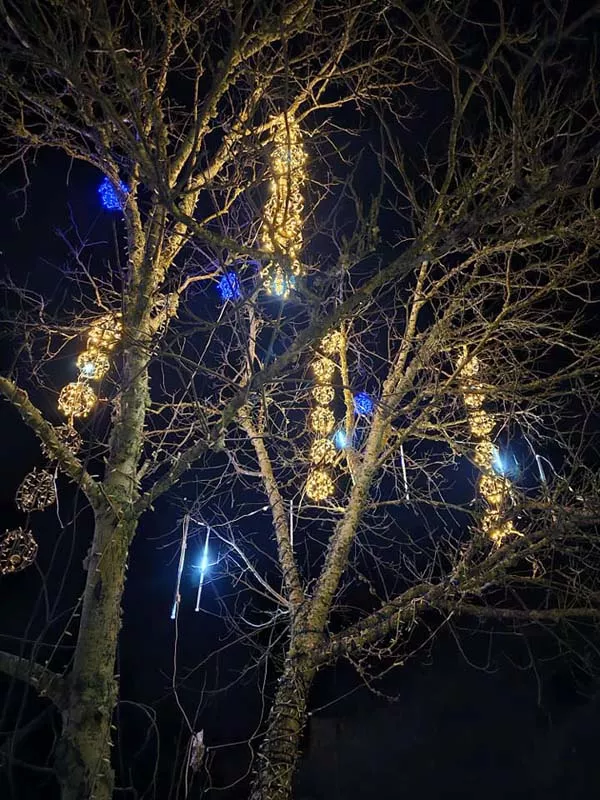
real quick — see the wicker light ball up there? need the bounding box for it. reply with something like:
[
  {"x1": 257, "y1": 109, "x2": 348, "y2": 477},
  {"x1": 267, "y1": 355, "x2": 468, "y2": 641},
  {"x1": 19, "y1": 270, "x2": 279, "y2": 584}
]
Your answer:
[
  {"x1": 0, "y1": 528, "x2": 38, "y2": 574},
  {"x1": 16, "y1": 468, "x2": 56, "y2": 513}
]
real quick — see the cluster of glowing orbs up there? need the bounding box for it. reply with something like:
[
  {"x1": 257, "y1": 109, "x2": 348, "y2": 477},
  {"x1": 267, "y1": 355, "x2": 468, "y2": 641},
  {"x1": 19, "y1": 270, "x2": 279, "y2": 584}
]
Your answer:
[
  {"x1": 15, "y1": 469, "x2": 56, "y2": 513},
  {"x1": 58, "y1": 381, "x2": 97, "y2": 419},
  {"x1": 306, "y1": 468, "x2": 335, "y2": 502},
  {"x1": 468, "y1": 408, "x2": 495, "y2": 438},
  {"x1": 478, "y1": 473, "x2": 509, "y2": 507},
  {"x1": 98, "y1": 176, "x2": 128, "y2": 211},
  {"x1": 77, "y1": 349, "x2": 110, "y2": 381},
  {"x1": 353, "y1": 392, "x2": 374, "y2": 415},
  {"x1": 309, "y1": 437, "x2": 337, "y2": 466},
  {"x1": 310, "y1": 406, "x2": 335, "y2": 436},
  {"x1": 261, "y1": 115, "x2": 307, "y2": 297},
  {"x1": 218, "y1": 271, "x2": 242, "y2": 302},
  {"x1": 0, "y1": 528, "x2": 38, "y2": 575},
  {"x1": 463, "y1": 386, "x2": 486, "y2": 408},
  {"x1": 87, "y1": 313, "x2": 122, "y2": 352}
]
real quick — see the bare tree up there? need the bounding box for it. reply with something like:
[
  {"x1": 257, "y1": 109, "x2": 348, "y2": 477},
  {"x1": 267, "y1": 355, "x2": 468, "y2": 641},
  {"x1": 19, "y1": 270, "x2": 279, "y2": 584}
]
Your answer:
[{"x1": 1, "y1": 2, "x2": 600, "y2": 800}]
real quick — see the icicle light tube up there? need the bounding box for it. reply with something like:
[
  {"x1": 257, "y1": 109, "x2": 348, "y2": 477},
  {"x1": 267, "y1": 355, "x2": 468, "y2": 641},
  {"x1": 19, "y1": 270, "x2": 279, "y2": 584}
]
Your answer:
[
  {"x1": 260, "y1": 115, "x2": 307, "y2": 298},
  {"x1": 459, "y1": 354, "x2": 519, "y2": 544}
]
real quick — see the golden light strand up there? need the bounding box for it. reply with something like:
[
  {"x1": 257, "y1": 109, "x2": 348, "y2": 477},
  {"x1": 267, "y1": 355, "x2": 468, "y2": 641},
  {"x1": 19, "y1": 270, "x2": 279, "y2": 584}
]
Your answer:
[
  {"x1": 260, "y1": 115, "x2": 307, "y2": 298},
  {"x1": 305, "y1": 330, "x2": 344, "y2": 502},
  {"x1": 459, "y1": 352, "x2": 518, "y2": 544}
]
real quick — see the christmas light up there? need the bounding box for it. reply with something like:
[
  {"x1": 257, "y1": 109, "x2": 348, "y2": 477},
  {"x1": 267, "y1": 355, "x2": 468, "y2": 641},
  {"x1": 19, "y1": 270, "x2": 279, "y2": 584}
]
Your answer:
[
  {"x1": 77, "y1": 349, "x2": 110, "y2": 381},
  {"x1": 310, "y1": 406, "x2": 335, "y2": 436},
  {"x1": 261, "y1": 115, "x2": 307, "y2": 296},
  {"x1": 334, "y1": 429, "x2": 350, "y2": 449},
  {"x1": 98, "y1": 176, "x2": 128, "y2": 211},
  {"x1": 87, "y1": 313, "x2": 122, "y2": 352},
  {"x1": 306, "y1": 468, "x2": 334, "y2": 501},
  {"x1": 58, "y1": 381, "x2": 97, "y2": 420},
  {"x1": 312, "y1": 358, "x2": 336, "y2": 382},
  {"x1": 353, "y1": 392, "x2": 374, "y2": 415},
  {"x1": 217, "y1": 271, "x2": 242, "y2": 302},
  {"x1": 312, "y1": 385, "x2": 335, "y2": 405},
  {"x1": 15, "y1": 468, "x2": 56, "y2": 513},
  {"x1": 40, "y1": 424, "x2": 82, "y2": 457},
  {"x1": 309, "y1": 437, "x2": 337, "y2": 466},
  {"x1": 321, "y1": 330, "x2": 344, "y2": 356},
  {"x1": 0, "y1": 528, "x2": 38, "y2": 574}
]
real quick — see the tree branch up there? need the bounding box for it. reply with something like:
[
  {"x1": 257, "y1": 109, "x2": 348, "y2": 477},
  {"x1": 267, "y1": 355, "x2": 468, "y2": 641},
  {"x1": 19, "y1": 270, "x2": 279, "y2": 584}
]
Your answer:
[{"x1": 0, "y1": 650, "x2": 65, "y2": 709}]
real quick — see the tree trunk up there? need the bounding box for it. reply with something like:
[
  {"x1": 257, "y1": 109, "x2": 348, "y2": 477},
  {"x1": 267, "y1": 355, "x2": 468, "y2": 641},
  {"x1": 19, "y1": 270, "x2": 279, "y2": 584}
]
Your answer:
[
  {"x1": 55, "y1": 505, "x2": 135, "y2": 800},
  {"x1": 250, "y1": 661, "x2": 313, "y2": 800}
]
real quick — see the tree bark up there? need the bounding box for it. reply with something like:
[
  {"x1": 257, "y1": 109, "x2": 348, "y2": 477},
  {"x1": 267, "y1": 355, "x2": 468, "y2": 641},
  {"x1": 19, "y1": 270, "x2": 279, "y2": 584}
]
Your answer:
[
  {"x1": 55, "y1": 505, "x2": 135, "y2": 800},
  {"x1": 250, "y1": 660, "x2": 313, "y2": 800}
]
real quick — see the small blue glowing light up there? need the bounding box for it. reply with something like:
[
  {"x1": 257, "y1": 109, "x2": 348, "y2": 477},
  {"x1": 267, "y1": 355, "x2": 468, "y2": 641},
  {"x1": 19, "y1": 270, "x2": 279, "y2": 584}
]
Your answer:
[
  {"x1": 98, "y1": 176, "x2": 128, "y2": 211},
  {"x1": 353, "y1": 392, "x2": 374, "y2": 415},
  {"x1": 334, "y1": 429, "x2": 349, "y2": 449},
  {"x1": 218, "y1": 271, "x2": 242, "y2": 302},
  {"x1": 196, "y1": 551, "x2": 210, "y2": 573},
  {"x1": 492, "y1": 449, "x2": 518, "y2": 478}
]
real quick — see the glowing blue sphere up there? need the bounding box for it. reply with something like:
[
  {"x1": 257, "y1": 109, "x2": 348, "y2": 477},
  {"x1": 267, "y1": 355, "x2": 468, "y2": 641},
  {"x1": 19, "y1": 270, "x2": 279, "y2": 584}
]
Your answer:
[
  {"x1": 98, "y1": 176, "x2": 128, "y2": 211},
  {"x1": 218, "y1": 271, "x2": 242, "y2": 302},
  {"x1": 353, "y1": 392, "x2": 374, "y2": 415}
]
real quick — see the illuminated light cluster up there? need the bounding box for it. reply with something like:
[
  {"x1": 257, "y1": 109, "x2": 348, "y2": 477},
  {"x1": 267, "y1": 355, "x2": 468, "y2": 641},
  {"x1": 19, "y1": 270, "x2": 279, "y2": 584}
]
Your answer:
[
  {"x1": 353, "y1": 391, "x2": 374, "y2": 416},
  {"x1": 15, "y1": 468, "x2": 56, "y2": 513},
  {"x1": 57, "y1": 312, "x2": 122, "y2": 421},
  {"x1": 306, "y1": 468, "x2": 335, "y2": 502},
  {"x1": 459, "y1": 352, "x2": 517, "y2": 545},
  {"x1": 260, "y1": 115, "x2": 307, "y2": 298},
  {"x1": 310, "y1": 437, "x2": 337, "y2": 466},
  {"x1": 0, "y1": 528, "x2": 38, "y2": 575},
  {"x1": 77, "y1": 350, "x2": 110, "y2": 380},
  {"x1": 58, "y1": 381, "x2": 97, "y2": 420},
  {"x1": 98, "y1": 176, "x2": 128, "y2": 211},
  {"x1": 218, "y1": 271, "x2": 242, "y2": 302},
  {"x1": 306, "y1": 330, "x2": 345, "y2": 501}
]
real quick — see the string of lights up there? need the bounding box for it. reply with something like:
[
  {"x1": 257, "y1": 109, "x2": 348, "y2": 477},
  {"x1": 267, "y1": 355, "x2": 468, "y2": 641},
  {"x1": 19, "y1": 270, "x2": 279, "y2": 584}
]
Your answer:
[
  {"x1": 58, "y1": 312, "x2": 122, "y2": 422},
  {"x1": 260, "y1": 115, "x2": 307, "y2": 298},
  {"x1": 459, "y1": 353, "x2": 518, "y2": 544},
  {"x1": 305, "y1": 330, "x2": 344, "y2": 502}
]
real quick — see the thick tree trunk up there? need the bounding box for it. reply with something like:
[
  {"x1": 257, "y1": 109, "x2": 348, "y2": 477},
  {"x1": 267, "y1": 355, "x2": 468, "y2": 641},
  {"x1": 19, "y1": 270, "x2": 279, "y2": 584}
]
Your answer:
[
  {"x1": 250, "y1": 661, "x2": 314, "y2": 800},
  {"x1": 55, "y1": 504, "x2": 135, "y2": 800}
]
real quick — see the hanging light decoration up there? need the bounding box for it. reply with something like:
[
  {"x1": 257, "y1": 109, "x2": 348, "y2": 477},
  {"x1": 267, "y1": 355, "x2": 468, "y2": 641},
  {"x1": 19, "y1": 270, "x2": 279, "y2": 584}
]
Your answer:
[
  {"x1": 87, "y1": 312, "x2": 123, "y2": 352},
  {"x1": 305, "y1": 330, "x2": 345, "y2": 501},
  {"x1": 58, "y1": 381, "x2": 97, "y2": 420},
  {"x1": 40, "y1": 424, "x2": 82, "y2": 457},
  {"x1": 459, "y1": 351, "x2": 518, "y2": 544},
  {"x1": 98, "y1": 176, "x2": 129, "y2": 211},
  {"x1": 260, "y1": 114, "x2": 307, "y2": 299},
  {"x1": 77, "y1": 349, "x2": 110, "y2": 381},
  {"x1": 15, "y1": 468, "x2": 56, "y2": 513},
  {"x1": 353, "y1": 391, "x2": 374, "y2": 415},
  {"x1": 218, "y1": 271, "x2": 242, "y2": 302},
  {"x1": 0, "y1": 528, "x2": 38, "y2": 575}
]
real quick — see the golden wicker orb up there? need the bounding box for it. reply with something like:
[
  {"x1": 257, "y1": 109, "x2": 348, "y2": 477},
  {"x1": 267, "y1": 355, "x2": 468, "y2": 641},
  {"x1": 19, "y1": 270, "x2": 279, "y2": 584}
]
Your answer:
[
  {"x1": 41, "y1": 424, "x2": 82, "y2": 457},
  {"x1": 310, "y1": 406, "x2": 335, "y2": 436},
  {"x1": 16, "y1": 468, "x2": 56, "y2": 513},
  {"x1": 87, "y1": 312, "x2": 122, "y2": 352},
  {"x1": 469, "y1": 409, "x2": 495, "y2": 438},
  {"x1": 320, "y1": 330, "x2": 344, "y2": 356},
  {"x1": 0, "y1": 528, "x2": 38, "y2": 574},
  {"x1": 312, "y1": 385, "x2": 335, "y2": 406},
  {"x1": 77, "y1": 349, "x2": 110, "y2": 381},
  {"x1": 312, "y1": 358, "x2": 336, "y2": 383},
  {"x1": 309, "y1": 437, "x2": 337, "y2": 466},
  {"x1": 58, "y1": 381, "x2": 97, "y2": 419},
  {"x1": 306, "y1": 468, "x2": 335, "y2": 501}
]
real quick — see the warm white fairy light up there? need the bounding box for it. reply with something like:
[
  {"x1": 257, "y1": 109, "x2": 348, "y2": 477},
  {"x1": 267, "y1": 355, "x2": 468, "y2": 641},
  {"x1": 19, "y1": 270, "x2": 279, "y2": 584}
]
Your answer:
[
  {"x1": 0, "y1": 528, "x2": 38, "y2": 574},
  {"x1": 87, "y1": 312, "x2": 123, "y2": 352},
  {"x1": 310, "y1": 406, "x2": 336, "y2": 436},
  {"x1": 77, "y1": 349, "x2": 110, "y2": 381},
  {"x1": 459, "y1": 352, "x2": 518, "y2": 544},
  {"x1": 261, "y1": 115, "x2": 307, "y2": 298},
  {"x1": 306, "y1": 468, "x2": 335, "y2": 502}
]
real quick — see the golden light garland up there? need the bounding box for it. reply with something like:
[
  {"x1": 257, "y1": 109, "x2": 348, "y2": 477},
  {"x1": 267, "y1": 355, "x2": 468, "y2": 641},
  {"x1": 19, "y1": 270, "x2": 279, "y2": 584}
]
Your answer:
[
  {"x1": 459, "y1": 352, "x2": 518, "y2": 544},
  {"x1": 305, "y1": 330, "x2": 345, "y2": 501},
  {"x1": 58, "y1": 381, "x2": 97, "y2": 420},
  {"x1": 87, "y1": 312, "x2": 123, "y2": 352},
  {"x1": 0, "y1": 528, "x2": 38, "y2": 575},
  {"x1": 41, "y1": 424, "x2": 82, "y2": 456},
  {"x1": 260, "y1": 115, "x2": 307, "y2": 298},
  {"x1": 15, "y1": 468, "x2": 56, "y2": 513}
]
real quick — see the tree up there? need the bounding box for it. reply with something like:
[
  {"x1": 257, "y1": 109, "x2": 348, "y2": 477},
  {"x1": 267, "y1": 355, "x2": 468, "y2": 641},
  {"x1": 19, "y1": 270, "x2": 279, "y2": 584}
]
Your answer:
[{"x1": 0, "y1": 2, "x2": 600, "y2": 799}]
